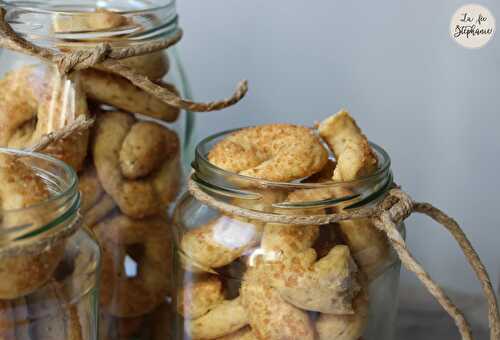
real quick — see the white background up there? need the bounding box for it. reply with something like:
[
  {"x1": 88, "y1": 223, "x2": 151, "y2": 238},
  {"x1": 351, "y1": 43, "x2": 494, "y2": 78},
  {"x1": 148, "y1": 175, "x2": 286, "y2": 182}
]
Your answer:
[{"x1": 176, "y1": 0, "x2": 500, "y2": 299}]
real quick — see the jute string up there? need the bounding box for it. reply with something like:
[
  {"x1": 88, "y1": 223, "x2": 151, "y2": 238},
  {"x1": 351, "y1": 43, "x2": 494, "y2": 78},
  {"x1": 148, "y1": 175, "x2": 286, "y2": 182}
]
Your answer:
[
  {"x1": 0, "y1": 8, "x2": 248, "y2": 112},
  {"x1": 188, "y1": 179, "x2": 500, "y2": 340}
]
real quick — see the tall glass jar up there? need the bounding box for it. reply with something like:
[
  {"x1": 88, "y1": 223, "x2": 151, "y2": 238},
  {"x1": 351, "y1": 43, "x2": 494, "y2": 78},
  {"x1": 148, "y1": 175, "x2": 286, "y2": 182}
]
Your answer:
[
  {"x1": 0, "y1": 1, "x2": 192, "y2": 338},
  {"x1": 173, "y1": 129, "x2": 403, "y2": 340},
  {"x1": 0, "y1": 148, "x2": 100, "y2": 339}
]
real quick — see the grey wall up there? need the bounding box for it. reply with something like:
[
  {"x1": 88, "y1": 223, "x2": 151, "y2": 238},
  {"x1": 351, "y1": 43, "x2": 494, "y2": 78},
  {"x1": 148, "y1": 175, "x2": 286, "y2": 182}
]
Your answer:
[{"x1": 177, "y1": 0, "x2": 500, "y2": 294}]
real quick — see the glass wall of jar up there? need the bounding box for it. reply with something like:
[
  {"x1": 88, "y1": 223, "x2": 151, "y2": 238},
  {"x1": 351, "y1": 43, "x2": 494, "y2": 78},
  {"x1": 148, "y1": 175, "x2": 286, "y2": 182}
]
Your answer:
[
  {"x1": 173, "y1": 129, "x2": 403, "y2": 340},
  {"x1": 0, "y1": 148, "x2": 100, "y2": 339},
  {"x1": 0, "y1": 1, "x2": 190, "y2": 338}
]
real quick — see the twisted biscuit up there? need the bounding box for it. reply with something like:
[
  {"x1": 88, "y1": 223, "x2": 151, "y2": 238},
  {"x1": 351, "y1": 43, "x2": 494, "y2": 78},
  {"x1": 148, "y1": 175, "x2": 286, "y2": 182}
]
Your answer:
[
  {"x1": 92, "y1": 111, "x2": 180, "y2": 218},
  {"x1": 0, "y1": 154, "x2": 65, "y2": 299},
  {"x1": 319, "y1": 111, "x2": 390, "y2": 280},
  {"x1": 208, "y1": 124, "x2": 328, "y2": 182},
  {"x1": 0, "y1": 65, "x2": 90, "y2": 171}
]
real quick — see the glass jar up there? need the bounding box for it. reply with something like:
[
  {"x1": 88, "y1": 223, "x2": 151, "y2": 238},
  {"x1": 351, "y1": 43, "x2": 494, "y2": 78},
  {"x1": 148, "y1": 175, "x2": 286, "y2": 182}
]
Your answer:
[
  {"x1": 0, "y1": 148, "x2": 100, "y2": 339},
  {"x1": 173, "y1": 129, "x2": 403, "y2": 340},
  {"x1": 0, "y1": 1, "x2": 191, "y2": 338}
]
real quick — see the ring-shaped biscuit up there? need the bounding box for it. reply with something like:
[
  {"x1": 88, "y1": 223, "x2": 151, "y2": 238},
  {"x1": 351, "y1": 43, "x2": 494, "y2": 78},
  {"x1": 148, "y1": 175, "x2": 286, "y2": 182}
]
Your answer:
[{"x1": 208, "y1": 124, "x2": 328, "y2": 182}]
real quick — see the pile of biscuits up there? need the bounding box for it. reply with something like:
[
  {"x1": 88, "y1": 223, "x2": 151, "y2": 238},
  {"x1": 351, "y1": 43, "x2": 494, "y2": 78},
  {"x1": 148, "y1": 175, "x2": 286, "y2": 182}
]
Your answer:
[
  {"x1": 0, "y1": 154, "x2": 87, "y2": 339},
  {"x1": 0, "y1": 9, "x2": 181, "y2": 340},
  {"x1": 178, "y1": 111, "x2": 392, "y2": 340}
]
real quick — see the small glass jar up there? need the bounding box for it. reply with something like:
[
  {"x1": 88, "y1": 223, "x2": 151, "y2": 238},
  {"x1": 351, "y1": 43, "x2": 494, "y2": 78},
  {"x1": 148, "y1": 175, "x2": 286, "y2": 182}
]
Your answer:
[
  {"x1": 173, "y1": 129, "x2": 403, "y2": 340},
  {"x1": 0, "y1": 1, "x2": 192, "y2": 338},
  {"x1": 0, "y1": 148, "x2": 100, "y2": 339}
]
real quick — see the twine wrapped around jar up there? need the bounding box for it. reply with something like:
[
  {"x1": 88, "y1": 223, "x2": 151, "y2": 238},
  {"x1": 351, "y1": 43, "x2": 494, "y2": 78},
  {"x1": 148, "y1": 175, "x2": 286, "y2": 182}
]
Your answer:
[
  {"x1": 0, "y1": 8, "x2": 248, "y2": 113},
  {"x1": 2, "y1": 6, "x2": 499, "y2": 339},
  {"x1": 187, "y1": 176, "x2": 500, "y2": 340}
]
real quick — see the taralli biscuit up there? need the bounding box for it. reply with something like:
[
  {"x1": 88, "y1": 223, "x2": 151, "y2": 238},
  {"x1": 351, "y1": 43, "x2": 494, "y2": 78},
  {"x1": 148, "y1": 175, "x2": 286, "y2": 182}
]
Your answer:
[
  {"x1": 81, "y1": 69, "x2": 180, "y2": 122},
  {"x1": 316, "y1": 289, "x2": 369, "y2": 340},
  {"x1": 0, "y1": 154, "x2": 65, "y2": 299},
  {"x1": 319, "y1": 111, "x2": 390, "y2": 280},
  {"x1": 318, "y1": 110, "x2": 378, "y2": 182},
  {"x1": 119, "y1": 121, "x2": 179, "y2": 180},
  {"x1": 53, "y1": 9, "x2": 128, "y2": 33},
  {"x1": 54, "y1": 9, "x2": 170, "y2": 80},
  {"x1": 180, "y1": 216, "x2": 263, "y2": 272},
  {"x1": 177, "y1": 275, "x2": 225, "y2": 320},
  {"x1": 92, "y1": 111, "x2": 180, "y2": 218},
  {"x1": 240, "y1": 268, "x2": 315, "y2": 340},
  {"x1": 185, "y1": 297, "x2": 248, "y2": 340},
  {"x1": 208, "y1": 124, "x2": 328, "y2": 182},
  {"x1": 95, "y1": 214, "x2": 172, "y2": 317},
  {"x1": 0, "y1": 65, "x2": 90, "y2": 171}
]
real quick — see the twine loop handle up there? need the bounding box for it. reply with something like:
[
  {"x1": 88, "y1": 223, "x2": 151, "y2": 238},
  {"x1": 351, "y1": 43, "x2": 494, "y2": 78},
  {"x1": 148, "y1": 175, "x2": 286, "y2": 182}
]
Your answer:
[{"x1": 188, "y1": 178, "x2": 500, "y2": 340}]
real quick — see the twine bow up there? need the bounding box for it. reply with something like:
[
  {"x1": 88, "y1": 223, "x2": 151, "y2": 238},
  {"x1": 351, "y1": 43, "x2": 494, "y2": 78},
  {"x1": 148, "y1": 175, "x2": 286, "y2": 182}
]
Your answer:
[
  {"x1": 188, "y1": 179, "x2": 500, "y2": 340},
  {"x1": 0, "y1": 8, "x2": 248, "y2": 112}
]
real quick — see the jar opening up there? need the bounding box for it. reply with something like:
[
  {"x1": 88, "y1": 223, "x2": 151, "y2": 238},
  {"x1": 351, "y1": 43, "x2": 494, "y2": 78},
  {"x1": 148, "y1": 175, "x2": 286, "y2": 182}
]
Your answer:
[
  {"x1": 191, "y1": 127, "x2": 393, "y2": 212},
  {"x1": 0, "y1": 148, "x2": 80, "y2": 247},
  {"x1": 0, "y1": 0, "x2": 179, "y2": 48}
]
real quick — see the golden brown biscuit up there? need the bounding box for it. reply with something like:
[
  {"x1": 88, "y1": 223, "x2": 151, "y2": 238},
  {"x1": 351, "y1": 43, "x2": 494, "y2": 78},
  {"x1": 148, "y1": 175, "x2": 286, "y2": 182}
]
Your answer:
[
  {"x1": 0, "y1": 65, "x2": 90, "y2": 171},
  {"x1": 318, "y1": 111, "x2": 390, "y2": 280},
  {"x1": 316, "y1": 289, "x2": 369, "y2": 340},
  {"x1": 180, "y1": 216, "x2": 263, "y2": 272},
  {"x1": 81, "y1": 69, "x2": 180, "y2": 122},
  {"x1": 0, "y1": 154, "x2": 65, "y2": 299},
  {"x1": 208, "y1": 124, "x2": 328, "y2": 182},
  {"x1": 240, "y1": 268, "x2": 314, "y2": 340},
  {"x1": 119, "y1": 121, "x2": 179, "y2": 179},
  {"x1": 177, "y1": 275, "x2": 224, "y2": 320},
  {"x1": 92, "y1": 111, "x2": 181, "y2": 218},
  {"x1": 53, "y1": 8, "x2": 128, "y2": 33},
  {"x1": 186, "y1": 297, "x2": 248, "y2": 340}
]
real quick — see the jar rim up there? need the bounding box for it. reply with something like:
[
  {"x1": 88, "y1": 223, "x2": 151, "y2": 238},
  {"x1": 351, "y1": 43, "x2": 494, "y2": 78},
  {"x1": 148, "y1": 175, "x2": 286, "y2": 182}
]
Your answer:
[
  {"x1": 0, "y1": 148, "x2": 80, "y2": 246},
  {"x1": 0, "y1": 0, "x2": 174, "y2": 15},
  {"x1": 192, "y1": 127, "x2": 393, "y2": 210},
  {"x1": 0, "y1": 0, "x2": 179, "y2": 47}
]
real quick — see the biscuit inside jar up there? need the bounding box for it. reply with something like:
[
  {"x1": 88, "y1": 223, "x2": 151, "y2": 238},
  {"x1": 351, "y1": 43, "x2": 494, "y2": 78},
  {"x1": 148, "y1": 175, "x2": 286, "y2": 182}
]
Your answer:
[{"x1": 177, "y1": 111, "x2": 394, "y2": 340}]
